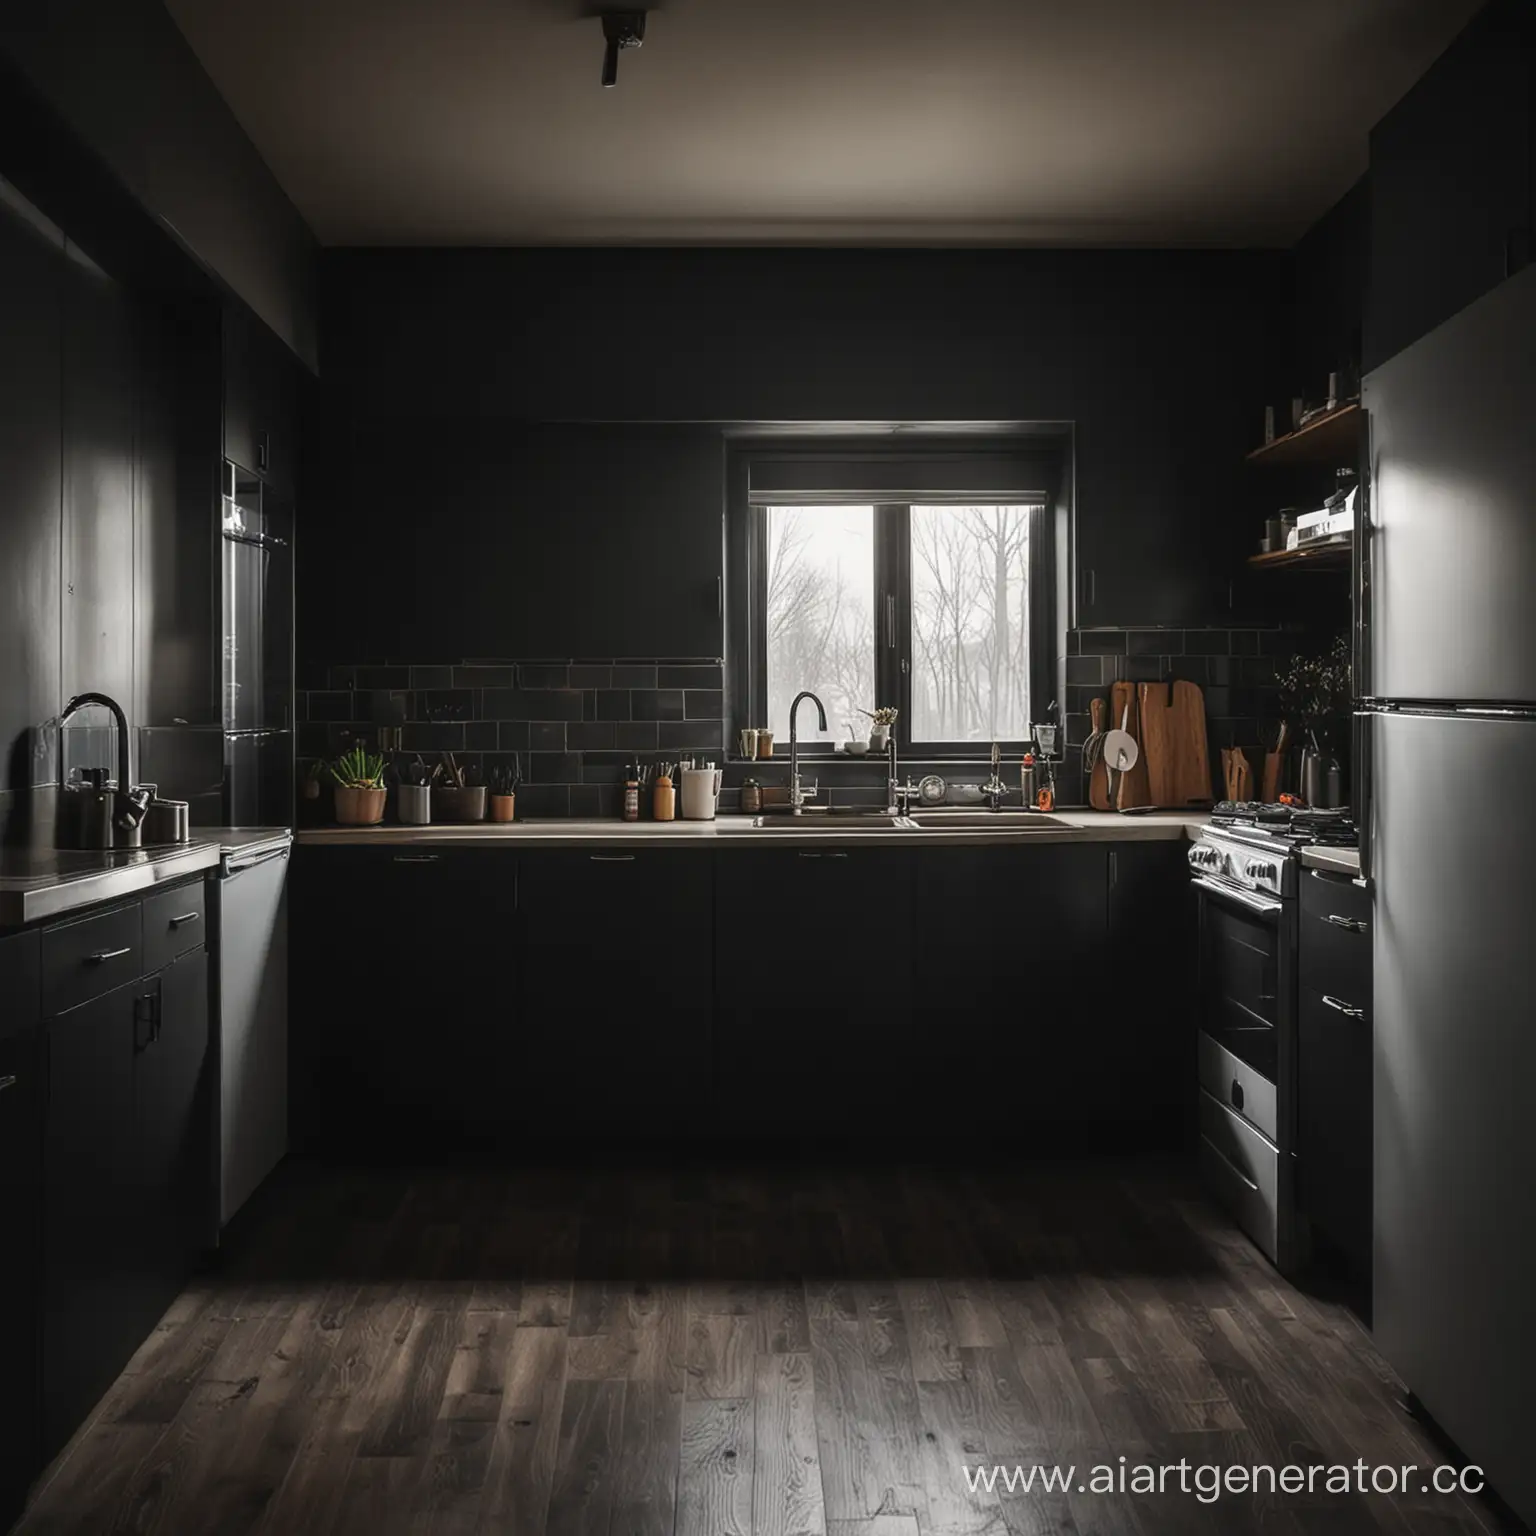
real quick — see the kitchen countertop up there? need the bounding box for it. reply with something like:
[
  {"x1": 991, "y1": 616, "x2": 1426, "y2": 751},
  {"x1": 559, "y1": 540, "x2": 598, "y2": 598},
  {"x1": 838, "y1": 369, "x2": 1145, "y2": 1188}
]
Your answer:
[
  {"x1": 296, "y1": 809, "x2": 1208, "y2": 851},
  {"x1": 0, "y1": 840, "x2": 221, "y2": 927},
  {"x1": 1300, "y1": 844, "x2": 1363, "y2": 877}
]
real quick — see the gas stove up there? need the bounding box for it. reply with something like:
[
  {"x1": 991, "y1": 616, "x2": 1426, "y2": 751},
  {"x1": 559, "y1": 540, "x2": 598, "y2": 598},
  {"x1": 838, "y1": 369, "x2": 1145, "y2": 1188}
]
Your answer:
[{"x1": 1210, "y1": 801, "x2": 1358, "y2": 848}]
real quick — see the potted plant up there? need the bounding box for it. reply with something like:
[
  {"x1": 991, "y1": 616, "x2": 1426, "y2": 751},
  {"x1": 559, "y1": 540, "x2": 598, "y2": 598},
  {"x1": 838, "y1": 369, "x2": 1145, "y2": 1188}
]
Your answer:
[
  {"x1": 1276, "y1": 635, "x2": 1352, "y2": 806},
  {"x1": 863, "y1": 706, "x2": 898, "y2": 750},
  {"x1": 329, "y1": 744, "x2": 387, "y2": 825}
]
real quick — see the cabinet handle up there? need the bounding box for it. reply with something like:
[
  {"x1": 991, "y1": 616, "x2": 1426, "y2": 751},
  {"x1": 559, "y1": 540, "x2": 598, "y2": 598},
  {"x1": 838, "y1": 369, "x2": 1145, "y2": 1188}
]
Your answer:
[
  {"x1": 797, "y1": 851, "x2": 848, "y2": 860},
  {"x1": 1321, "y1": 994, "x2": 1364, "y2": 1019},
  {"x1": 169, "y1": 911, "x2": 201, "y2": 926},
  {"x1": 257, "y1": 429, "x2": 270, "y2": 473},
  {"x1": 589, "y1": 854, "x2": 635, "y2": 862},
  {"x1": 885, "y1": 593, "x2": 896, "y2": 649},
  {"x1": 0, "y1": 1074, "x2": 16, "y2": 1093},
  {"x1": 1325, "y1": 913, "x2": 1367, "y2": 933},
  {"x1": 392, "y1": 855, "x2": 440, "y2": 863},
  {"x1": 88, "y1": 947, "x2": 131, "y2": 963}
]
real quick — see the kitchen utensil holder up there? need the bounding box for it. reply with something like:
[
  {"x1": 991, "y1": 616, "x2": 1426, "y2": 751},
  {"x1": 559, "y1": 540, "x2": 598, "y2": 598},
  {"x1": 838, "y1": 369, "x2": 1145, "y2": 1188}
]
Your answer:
[
  {"x1": 432, "y1": 785, "x2": 487, "y2": 823},
  {"x1": 398, "y1": 783, "x2": 431, "y2": 825}
]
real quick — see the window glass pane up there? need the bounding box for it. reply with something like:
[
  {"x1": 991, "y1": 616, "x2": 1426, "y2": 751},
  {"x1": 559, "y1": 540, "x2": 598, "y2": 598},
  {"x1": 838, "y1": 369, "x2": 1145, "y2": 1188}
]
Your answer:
[
  {"x1": 909, "y1": 504, "x2": 1034, "y2": 742},
  {"x1": 764, "y1": 505, "x2": 875, "y2": 747}
]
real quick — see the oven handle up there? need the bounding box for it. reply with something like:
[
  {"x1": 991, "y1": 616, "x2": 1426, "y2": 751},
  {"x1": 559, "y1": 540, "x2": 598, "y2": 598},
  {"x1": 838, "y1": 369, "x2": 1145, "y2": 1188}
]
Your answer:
[{"x1": 1192, "y1": 875, "x2": 1283, "y2": 919}]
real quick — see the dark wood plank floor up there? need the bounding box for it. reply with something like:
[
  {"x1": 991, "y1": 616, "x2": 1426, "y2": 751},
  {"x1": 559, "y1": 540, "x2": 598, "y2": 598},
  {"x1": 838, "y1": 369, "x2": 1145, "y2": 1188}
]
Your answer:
[{"x1": 14, "y1": 1161, "x2": 1501, "y2": 1536}]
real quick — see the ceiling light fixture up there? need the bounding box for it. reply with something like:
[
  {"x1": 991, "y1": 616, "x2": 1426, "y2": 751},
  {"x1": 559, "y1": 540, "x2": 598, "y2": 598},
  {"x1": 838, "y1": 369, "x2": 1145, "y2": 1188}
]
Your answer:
[{"x1": 599, "y1": 10, "x2": 647, "y2": 88}]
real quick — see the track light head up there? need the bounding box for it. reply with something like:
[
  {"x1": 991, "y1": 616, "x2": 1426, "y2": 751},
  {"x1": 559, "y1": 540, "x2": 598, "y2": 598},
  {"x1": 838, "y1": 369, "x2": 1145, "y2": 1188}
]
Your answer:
[{"x1": 599, "y1": 10, "x2": 646, "y2": 88}]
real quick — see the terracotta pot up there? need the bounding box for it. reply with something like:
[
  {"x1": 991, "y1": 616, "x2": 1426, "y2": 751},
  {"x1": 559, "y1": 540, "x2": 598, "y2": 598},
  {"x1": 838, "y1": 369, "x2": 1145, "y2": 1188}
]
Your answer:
[
  {"x1": 433, "y1": 785, "x2": 487, "y2": 823},
  {"x1": 333, "y1": 785, "x2": 386, "y2": 825},
  {"x1": 488, "y1": 793, "x2": 516, "y2": 823}
]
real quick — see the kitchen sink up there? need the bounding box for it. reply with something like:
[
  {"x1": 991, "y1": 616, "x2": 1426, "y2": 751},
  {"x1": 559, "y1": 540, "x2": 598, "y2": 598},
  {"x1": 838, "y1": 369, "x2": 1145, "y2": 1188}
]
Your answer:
[
  {"x1": 907, "y1": 812, "x2": 1072, "y2": 830},
  {"x1": 735, "y1": 812, "x2": 914, "y2": 832}
]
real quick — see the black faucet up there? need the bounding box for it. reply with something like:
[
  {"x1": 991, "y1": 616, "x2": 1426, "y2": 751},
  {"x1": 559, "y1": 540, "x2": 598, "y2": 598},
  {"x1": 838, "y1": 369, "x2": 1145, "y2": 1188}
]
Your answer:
[
  {"x1": 61, "y1": 692, "x2": 150, "y2": 838},
  {"x1": 787, "y1": 690, "x2": 828, "y2": 814}
]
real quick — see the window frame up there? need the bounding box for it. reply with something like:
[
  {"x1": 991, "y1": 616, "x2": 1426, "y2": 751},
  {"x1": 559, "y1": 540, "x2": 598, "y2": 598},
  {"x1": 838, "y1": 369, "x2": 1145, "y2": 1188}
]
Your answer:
[{"x1": 728, "y1": 444, "x2": 1061, "y2": 760}]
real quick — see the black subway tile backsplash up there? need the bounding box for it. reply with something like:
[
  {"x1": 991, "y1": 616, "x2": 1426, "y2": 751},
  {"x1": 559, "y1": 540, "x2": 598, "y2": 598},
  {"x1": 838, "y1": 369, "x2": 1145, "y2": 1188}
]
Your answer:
[
  {"x1": 1077, "y1": 631, "x2": 1128, "y2": 655},
  {"x1": 300, "y1": 658, "x2": 727, "y2": 815}
]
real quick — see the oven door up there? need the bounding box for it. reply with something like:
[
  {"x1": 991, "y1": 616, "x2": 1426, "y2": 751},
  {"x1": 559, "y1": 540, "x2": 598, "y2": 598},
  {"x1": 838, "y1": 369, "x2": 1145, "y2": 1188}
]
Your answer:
[{"x1": 1193, "y1": 875, "x2": 1285, "y2": 1084}]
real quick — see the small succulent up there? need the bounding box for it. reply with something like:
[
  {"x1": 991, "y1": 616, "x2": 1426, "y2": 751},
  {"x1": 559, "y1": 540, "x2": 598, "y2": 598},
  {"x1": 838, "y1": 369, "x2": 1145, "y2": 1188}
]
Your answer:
[{"x1": 329, "y1": 744, "x2": 386, "y2": 789}]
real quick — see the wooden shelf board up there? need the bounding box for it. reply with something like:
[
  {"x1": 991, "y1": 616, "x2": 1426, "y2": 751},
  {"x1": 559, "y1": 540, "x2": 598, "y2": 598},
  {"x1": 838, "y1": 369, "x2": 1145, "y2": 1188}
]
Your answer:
[
  {"x1": 1247, "y1": 540, "x2": 1351, "y2": 571},
  {"x1": 1247, "y1": 402, "x2": 1362, "y2": 467}
]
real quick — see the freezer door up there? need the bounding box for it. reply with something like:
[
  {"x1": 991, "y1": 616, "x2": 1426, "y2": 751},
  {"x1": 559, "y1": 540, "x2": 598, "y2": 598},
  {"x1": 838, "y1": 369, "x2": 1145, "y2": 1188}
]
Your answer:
[
  {"x1": 1364, "y1": 263, "x2": 1536, "y2": 705},
  {"x1": 1372, "y1": 711, "x2": 1536, "y2": 1529},
  {"x1": 217, "y1": 845, "x2": 289, "y2": 1225}
]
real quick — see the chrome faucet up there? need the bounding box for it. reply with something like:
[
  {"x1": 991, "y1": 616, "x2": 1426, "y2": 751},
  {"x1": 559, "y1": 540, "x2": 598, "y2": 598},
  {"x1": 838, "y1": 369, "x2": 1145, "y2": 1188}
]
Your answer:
[
  {"x1": 786, "y1": 690, "x2": 827, "y2": 814},
  {"x1": 61, "y1": 692, "x2": 150, "y2": 839},
  {"x1": 982, "y1": 740, "x2": 1009, "y2": 812},
  {"x1": 885, "y1": 733, "x2": 916, "y2": 816}
]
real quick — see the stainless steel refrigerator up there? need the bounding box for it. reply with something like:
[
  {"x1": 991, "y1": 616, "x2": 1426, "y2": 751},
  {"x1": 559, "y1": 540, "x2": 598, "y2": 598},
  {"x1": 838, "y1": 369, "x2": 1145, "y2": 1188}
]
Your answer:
[{"x1": 1361, "y1": 262, "x2": 1536, "y2": 1529}]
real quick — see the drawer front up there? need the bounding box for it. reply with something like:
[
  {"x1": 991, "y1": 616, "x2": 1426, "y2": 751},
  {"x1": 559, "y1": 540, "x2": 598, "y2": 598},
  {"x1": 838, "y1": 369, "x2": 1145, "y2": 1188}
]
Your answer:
[
  {"x1": 1300, "y1": 869, "x2": 1372, "y2": 1006},
  {"x1": 42, "y1": 903, "x2": 142, "y2": 1015},
  {"x1": 1197, "y1": 1030, "x2": 1279, "y2": 1144},
  {"x1": 1199, "y1": 1088, "x2": 1282, "y2": 1264},
  {"x1": 142, "y1": 880, "x2": 207, "y2": 974}
]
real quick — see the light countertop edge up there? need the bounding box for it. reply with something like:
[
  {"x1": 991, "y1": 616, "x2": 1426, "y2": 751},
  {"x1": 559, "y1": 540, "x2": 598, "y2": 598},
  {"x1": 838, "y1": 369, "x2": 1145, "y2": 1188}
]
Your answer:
[
  {"x1": 1299, "y1": 844, "x2": 1363, "y2": 877},
  {"x1": 295, "y1": 810, "x2": 1208, "y2": 851},
  {"x1": 1, "y1": 841, "x2": 222, "y2": 927}
]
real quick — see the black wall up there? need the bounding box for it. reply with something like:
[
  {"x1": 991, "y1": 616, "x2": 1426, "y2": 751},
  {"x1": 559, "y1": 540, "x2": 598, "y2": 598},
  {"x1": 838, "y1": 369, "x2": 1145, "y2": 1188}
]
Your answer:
[
  {"x1": 0, "y1": 1, "x2": 319, "y2": 367},
  {"x1": 0, "y1": 177, "x2": 222, "y2": 844},
  {"x1": 308, "y1": 247, "x2": 1293, "y2": 676}
]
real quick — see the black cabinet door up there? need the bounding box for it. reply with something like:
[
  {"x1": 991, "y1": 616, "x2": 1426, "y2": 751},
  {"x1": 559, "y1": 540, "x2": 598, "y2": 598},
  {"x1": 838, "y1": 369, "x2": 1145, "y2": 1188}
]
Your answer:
[
  {"x1": 135, "y1": 949, "x2": 212, "y2": 1314},
  {"x1": 1367, "y1": 0, "x2": 1535, "y2": 368},
  {"x1": 519, "y1": 850, "x2": 713, "y2": 1141},
  {"x1": 0, "y1": 932, "x2": 42, "y2": 1527},
  {"x1": 715, "y1": 848, "x2": 912, "y2": 1141},
  {"x1": 1297, "y1": 986, "x2": 1371, "y2": 1278},
  {"x1": 224, "y1": 302, "x2": 300, "y2": 492},
  {"x1": 42, "y1": 980, "x2": 139, "y2": 1459},
  {"x1": 1106, "y1": 842, "x2": 1197, "y2": 1145},
  {"x1": 289, "y1": 848, "x2": 518, "y2": 1152},
  {"x1": 910, "y1": 843, "x2": 1113, "y2": 1142}
]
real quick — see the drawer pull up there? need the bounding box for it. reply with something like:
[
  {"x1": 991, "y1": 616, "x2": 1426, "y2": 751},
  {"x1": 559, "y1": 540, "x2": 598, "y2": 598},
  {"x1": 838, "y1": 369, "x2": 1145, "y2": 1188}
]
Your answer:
[
  {"x1": 0, "y1": 1074, "x2": 16, "y2": 1093},
  {"x1": 589, "y1": 855, "x2": 635, "y2": 863},
  {"x1": 88, "y1": 947, "x2": 132, "y2": 963},
  {"x1": 798, "y1": 851, "x2": 849, "y2": 859},
  {"x1": 392, "y1": 855, "x2": 440, "y2": 863},
  {"x1": 168, "y1": 911, "x2": 201, "y2": 926},
  {"x1": 1325, "y1": 913, "x2": 1367, "y2": 932},
  {"x1": 1322, "y1": 994, "x2": 1365, "y2": 1019}
]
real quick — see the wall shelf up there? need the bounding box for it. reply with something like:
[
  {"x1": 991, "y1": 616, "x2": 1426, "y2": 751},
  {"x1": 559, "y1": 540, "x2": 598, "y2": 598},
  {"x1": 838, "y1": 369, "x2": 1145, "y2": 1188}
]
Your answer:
[
  {"x1": 1247, "y1": 540, "x2": 1351, "y2": 572},
  {"x1": 1246, "y1": 403, "x2": 1362, "y2": 468}
]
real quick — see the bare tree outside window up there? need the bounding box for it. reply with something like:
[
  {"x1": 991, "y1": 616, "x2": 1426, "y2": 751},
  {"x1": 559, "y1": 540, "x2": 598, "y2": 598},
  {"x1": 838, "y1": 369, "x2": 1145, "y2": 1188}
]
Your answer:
[
  {"x1": 910, "y1": 504, "x2": 1034, "y2": 742},
  {"x1": 764, "y1": 506, "x2": 874, "y2": 745}
]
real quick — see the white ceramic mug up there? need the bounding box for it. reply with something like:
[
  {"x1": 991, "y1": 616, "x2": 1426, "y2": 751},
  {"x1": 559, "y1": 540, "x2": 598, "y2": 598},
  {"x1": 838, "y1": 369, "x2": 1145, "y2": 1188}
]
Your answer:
[{"x1": 680, "y1": 767, "x2": 722, "y2": 821}]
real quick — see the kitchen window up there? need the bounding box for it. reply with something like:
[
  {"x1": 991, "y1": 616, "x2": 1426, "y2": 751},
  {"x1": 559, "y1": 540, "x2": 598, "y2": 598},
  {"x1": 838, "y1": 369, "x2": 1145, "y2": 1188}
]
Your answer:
[{"x1": 731, "y1": 445, "x2": 1060, "y2": 756}]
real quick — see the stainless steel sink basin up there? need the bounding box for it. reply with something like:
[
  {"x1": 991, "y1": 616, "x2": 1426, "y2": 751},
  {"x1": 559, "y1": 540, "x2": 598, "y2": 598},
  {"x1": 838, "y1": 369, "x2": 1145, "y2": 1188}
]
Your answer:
[
  {"x1": 738, "y1": 812, "x2": 913, "y2": 832},
  {"x1": 908, "y1": 812, "x2": 1072, "y2": 830}
]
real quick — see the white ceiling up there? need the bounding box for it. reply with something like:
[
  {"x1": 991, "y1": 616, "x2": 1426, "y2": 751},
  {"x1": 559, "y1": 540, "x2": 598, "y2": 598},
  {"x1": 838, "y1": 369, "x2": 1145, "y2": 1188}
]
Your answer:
[{"x1": 165, "y1": 0, "x2": 1480, "y2": 247}]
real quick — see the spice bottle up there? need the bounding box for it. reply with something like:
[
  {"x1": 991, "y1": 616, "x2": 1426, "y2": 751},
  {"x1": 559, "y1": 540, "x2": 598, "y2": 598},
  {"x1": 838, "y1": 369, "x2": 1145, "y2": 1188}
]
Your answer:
[
  {"x1": 1020, "y1": 753, "x2": 1037, "y2": 809},
  {"x1": 740, "y1": 778, "x2": 762, "y2": 814},
  {"x1": 623, "y1": 761, "x2": 640, "y2": 822},
  {"x1": 652, "y1": 771, "x2": 675, "y2": 822}
]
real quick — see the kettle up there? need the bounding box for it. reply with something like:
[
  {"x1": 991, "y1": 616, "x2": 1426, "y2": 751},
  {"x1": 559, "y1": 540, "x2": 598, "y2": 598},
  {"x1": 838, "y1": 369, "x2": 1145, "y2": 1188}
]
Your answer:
[{"x1": 679, "y1": 767, "x2": 722, "y2": 821}]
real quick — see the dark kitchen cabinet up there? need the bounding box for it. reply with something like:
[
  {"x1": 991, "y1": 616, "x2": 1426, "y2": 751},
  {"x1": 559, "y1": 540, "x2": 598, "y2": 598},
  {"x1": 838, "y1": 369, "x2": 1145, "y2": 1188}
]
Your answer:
[
  {"x1": 42, "y1": 978, "x2": 138, "y2": 1459},
  {"x1": 519, "y1": 849, "x2": 713, "y2": 1140},
  {"x1": 1367, "y1": 0, "x2": 1535, "y2": 369},
  {"x1": 1298, "y1": 868, "x2": 1373, "y2": 1287},
  {"x1": 224, "y1": 300, "x2": 299, "y2": 492},
  {"x1": 715, "y1": 848, "x2": 913, "y2": 1141},
  {"x1": 0, "y1": 932, "x2": 42, "y2": 1529},
  {"x1": 289, "y1": 848, "x2": 517, "y2": 1152},
  {"x1": 41, "y1": 890, "x2": 211, "y2": 1462}
]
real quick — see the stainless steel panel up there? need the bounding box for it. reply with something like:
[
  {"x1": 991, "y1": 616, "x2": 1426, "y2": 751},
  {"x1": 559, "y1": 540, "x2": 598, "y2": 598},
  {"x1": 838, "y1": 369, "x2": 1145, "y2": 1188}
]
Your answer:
[
  {"x1": 1364, "y1": 264, "x2": 1536, "y2": 705},
  {"x1": 1199, "y1": 1089, "x2": 1283, "y2": 1266},
  {"x1": 216, "y1": 847, "x2": 288, "y2": 1225},
  {"x1": 1198, "y1": 1031, "x2": 1278, "y2": 1144},
  {"x1": 1373, "y1": 711, "x2": 1536, "y2": 1529}
]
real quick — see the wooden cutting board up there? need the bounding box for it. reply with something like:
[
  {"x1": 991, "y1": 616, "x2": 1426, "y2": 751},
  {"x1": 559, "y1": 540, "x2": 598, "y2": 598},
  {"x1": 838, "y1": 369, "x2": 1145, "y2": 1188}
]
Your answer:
[
  {"x1": 1087, "y1": 696, "x2": 1111, "y2": 811},
  {"x1": 1137, "y1": 682, "x2": 1178, "y2": 807},
  {"x1": 1109, "y1": 679, "x2": 1151, "y2": 810},
  {"x1": 1168, "y1": 679, "x2": 1213, "y2": 805}
]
